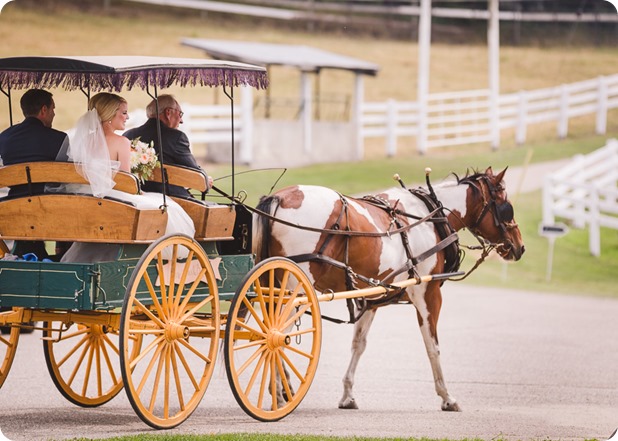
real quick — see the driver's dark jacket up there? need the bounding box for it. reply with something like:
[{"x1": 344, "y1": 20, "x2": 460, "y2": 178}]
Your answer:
[{"x1": 0, "y1": 116, "x2": 67, "y2": 197}]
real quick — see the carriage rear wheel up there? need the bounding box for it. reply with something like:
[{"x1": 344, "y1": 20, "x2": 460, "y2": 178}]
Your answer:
[
  {"x1": 224, "y1": 257, "x2": 322, "y2": 421},
  {"x1": 43, "y1": 320, "x2": 142, "y2": 407},
  {"x1": 119, "y1": 234, "x2": 220, "y2": 429},
  {"x1": 0, "y1": 321, "x2": 19, "y2": 389}
]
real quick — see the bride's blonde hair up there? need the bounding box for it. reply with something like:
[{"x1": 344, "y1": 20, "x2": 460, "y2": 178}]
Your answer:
[{"x1": 89, "y1": 92, "x2": 127, "y2": 123}]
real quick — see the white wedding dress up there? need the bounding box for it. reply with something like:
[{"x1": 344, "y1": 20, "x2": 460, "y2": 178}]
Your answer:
[{"x1": 58, "y1": 109, "x2": 195, "y2": 263}]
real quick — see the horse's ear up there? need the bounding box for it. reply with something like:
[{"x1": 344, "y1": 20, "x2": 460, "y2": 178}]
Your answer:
[
  {"x1": 495, "y1": 166, "x2": 508, "y2": 184},
  {"x1": 485, "y1": 166, "x2": 494, "y2": 176}
]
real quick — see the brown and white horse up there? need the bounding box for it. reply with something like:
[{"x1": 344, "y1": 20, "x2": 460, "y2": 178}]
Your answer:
[{"x1": 253, "y1": 167, "x2": 524, "y2": 412}]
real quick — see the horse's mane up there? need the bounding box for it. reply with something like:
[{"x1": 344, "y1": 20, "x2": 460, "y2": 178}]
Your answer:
[{"x1": 449, "y1": 168, "x2": 487, "y2": 194}]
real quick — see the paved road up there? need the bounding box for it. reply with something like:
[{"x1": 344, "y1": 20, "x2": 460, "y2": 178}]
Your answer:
[{"x1": 0, "y1": 283, "x2": 617, "y2": 441}]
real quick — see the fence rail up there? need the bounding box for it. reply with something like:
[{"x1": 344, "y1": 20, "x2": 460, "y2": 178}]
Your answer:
[
  {"x1": 362, "y1": 74, "x2": 618, "y2": 155},
  {"x1": 542, "y1": 139, "x2": 618, "y2": 256}
]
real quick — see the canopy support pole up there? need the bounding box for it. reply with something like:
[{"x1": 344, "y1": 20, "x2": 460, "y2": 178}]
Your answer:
[
  {"x1": 223, "y1": 83, "x2": 236, "y2": 203},
  {"x1": 145, "y1": 79, "x2": 168, "y2": 208},
  {"x1": 0, "y1": 84, "x2": 12, "y2": 127}
]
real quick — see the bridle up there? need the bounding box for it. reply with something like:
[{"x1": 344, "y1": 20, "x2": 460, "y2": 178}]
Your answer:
[{"x1": 469, "y1": 175, "x2": 518, "y2": 234}]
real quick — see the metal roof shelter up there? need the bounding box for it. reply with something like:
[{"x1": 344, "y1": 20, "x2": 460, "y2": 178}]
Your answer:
[{"x1": 182, "y1": 39, "x2": 379, "y2": 160}]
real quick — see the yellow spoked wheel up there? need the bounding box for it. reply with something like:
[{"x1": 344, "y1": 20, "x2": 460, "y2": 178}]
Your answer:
[
  {"x1": 120, "y1": 235, "x2": 220, "y2": 429},
  {"x1": 224, "y1": 257, "x2": 322, "y2": 421},
  {"x1": 43, "y1": 321, "x2": 142, "y2": 407},
  {"x1": 0, "y1": 320, "x2": 19, "y2": 389}
]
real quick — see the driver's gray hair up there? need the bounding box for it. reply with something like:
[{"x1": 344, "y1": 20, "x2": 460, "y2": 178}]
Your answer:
[{"x1": 146, "y1": 94, "x2": 178, "y2": 118}]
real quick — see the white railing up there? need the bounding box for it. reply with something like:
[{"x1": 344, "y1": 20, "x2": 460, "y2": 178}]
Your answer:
[
  {"x1": 542, "y1": 139, "x2": 618, "y2": 257},
  {"x1": 362, "y1": 75, "x2": 618, "y2": 154}
]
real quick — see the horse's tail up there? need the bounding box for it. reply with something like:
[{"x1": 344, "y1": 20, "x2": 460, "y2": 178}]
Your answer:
[{"x1": 253, "y1": 194, "x2": 281, "y2": 263}]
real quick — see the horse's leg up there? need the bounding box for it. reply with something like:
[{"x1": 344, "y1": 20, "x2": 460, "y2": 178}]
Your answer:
[
  {"x1": 338, "y1": 308, "x2": 377, "y2": 410},
  {"x1": 416, "y1": 283, "x2": 461, "y2": 412}
]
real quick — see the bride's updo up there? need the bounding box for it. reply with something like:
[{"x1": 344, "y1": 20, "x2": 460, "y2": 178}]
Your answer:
[{"x1": 88, "y1": 92, "x2": 126, "y2": 123}]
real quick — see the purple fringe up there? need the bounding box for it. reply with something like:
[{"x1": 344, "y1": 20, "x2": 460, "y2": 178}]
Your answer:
[{"x1": 0, "y1": 68, "x2": 269, "y2": 91}]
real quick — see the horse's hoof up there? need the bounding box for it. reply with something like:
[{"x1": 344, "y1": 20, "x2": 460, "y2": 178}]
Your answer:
[
  {"x1": 441, "y1": 401, "x2": 462, "y2": 412},
  {"x1": 338, "y1": 398, "x2": 359, "y2": 410}
]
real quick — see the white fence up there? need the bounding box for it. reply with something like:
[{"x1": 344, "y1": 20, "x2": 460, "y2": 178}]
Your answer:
[
  {"x1": 542, "y1": 139, "x2": 618, "y2": 257},
  {"x1": 362, "y1": 75, "x2": 618, "y2": 154}
]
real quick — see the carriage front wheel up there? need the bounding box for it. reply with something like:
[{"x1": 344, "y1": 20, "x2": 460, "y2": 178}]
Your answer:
[
  {"x1": 119, "y1": 234, "x2": 220, "y2": 429},
  {"x1": 224, "y1": 257, "x2": 322, "y2": 421}
]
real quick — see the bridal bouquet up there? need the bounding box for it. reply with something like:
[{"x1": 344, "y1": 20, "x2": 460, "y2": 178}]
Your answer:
[{"x1": 130, "y1": 137, "x2": 160, "y2": 183}]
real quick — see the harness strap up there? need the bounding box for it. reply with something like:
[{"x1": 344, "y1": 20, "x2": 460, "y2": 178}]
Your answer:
[{"x1": 412, "y1": 232, "x2": 459, "y2": 267}]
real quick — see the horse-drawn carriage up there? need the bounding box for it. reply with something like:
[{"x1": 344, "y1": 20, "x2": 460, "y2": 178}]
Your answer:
[{"x1": 0, "y1": 55, "x2": 524, "y2": 430}]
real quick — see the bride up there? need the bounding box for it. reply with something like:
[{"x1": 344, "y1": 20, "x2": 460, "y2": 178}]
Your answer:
[{"x1": 60, "y1": 92, "x2": 195, "y2": 263}]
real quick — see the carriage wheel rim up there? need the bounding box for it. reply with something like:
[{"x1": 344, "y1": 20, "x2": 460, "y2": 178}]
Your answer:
[
  {"x1": 119, "y1": 234, "x2": 220, "y2": 429},
  {"x1": 225, "y1": 257, "x2": 322, "y2": 422},
  {"x1": 43, "y1": 321, "x2": 142, "y2": 407},
  {"x1": 0, "y1": 324, "x2": 20, "y2": 389}
]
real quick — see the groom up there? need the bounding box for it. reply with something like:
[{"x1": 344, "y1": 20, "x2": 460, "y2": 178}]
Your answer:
[
  {"x1": 0, "y1": 88, "x2": 68, "y2": 259},
  {"x1": 123, "y1": 94, "x2": 213, "y2": 198}
]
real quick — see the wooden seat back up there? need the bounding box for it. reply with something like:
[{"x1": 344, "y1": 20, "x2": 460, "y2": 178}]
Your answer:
[
  {"x1": 0, "y1": 161, "x2": 140, "y2": 194},
  {"x1": 149, "y1": 164, "x2": 236, "y2": 241},
  {"x1": 0, "y1": 162, "x2": 166, "y2": 243}
]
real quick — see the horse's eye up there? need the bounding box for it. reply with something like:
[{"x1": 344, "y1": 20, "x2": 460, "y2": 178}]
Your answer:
[{"x1": 497, "y1": 201, "x2": 514, "y2": 223}]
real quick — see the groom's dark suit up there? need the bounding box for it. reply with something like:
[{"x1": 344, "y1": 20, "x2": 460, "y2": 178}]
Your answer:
[
  {"x1": 124, "y1": 118, "x2": 204, "y2": 198},
  {"x1": 0, "y1": 116, "x2": 67, "y2": 197},
  {"x1": 0, "y1": 116, "x2": 67, "y2": 259}
]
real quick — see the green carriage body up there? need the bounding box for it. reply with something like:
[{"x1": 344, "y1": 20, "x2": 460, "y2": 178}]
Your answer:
[{"x1": 0, "y1": 243, "x2": 253, "y2": 311}]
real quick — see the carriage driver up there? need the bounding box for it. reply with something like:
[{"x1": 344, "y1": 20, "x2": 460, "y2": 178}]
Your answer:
[
  {"x1": 123, "y1": 94, "x2": 214, "y2": 199},
  {"x1": 0, "y1": 89, "x2": 69, "y2": 260}
]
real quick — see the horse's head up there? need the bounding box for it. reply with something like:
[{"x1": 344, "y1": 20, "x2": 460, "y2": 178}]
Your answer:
[{"x1": 459, "y1": 167, "x2": 525, "y2": 261}]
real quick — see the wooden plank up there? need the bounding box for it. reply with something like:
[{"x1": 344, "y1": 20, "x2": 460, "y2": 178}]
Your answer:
[
  {"x1": 0, "y1": 195, "x2": 167, "y2": 242},
  {"x1": 150, "y1": 164, "x2": 209, "y2": 193},
  {"x1": 173, "y1": 198, "x2": 235, "y2": 240},
  {"x1": 0, "y1": 162, "x2": 139, "y2": 194}
]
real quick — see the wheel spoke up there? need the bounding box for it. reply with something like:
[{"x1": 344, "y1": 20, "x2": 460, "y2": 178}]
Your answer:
[
  {"x1": 278, "y1": 284, "x2": 303, "y2": 326},
  {"x1": 254, "y1": 279, "x2": 272, "y2": 330},
  {"x1": 279, "y1": 349, "x2": 307, "y2": 383},
  {"x1": 100, "y1": 336, "x2": 118, "y2": 385},
  {"x1": 236, "y1": 344, "x2": 267, "y2": 377},
  {"x1": 67, "y1": 339, "x2": 91, "y2": 387},
  {"x1": 270, "y1": 353, "x2": 277, "y2": 410},
  {"x1": 130, "y1": 335, "x2": 164, "y2": 370},
  {"x1": 178, "y1": 294, "x2": 214, "y2": 325},
  {"x1": 173, "y1": 250, "x2": 195, "y2": 314},
  {"x1": 170, "y1": 342, "x2": 185, "y2": 411},
  {"x1": 136, "y1": 341, "x2": 165, "y2": 395},
  {"x1": 132, "y1": 298, "x2": 165, "y2": 329},
  {"x1": 57, "y1": 335, "x2": 89, "y2": 368},
  {"x1": 164, "y1": 344, "x2": 172, "y2": 419},
  {"x1": 274, "y1": 269, "x2": 290, "y2": 320},
  {"x1": 143, "y1": 271, "x2": 167, "y2": 322},
  {"x1": 241, "y1": 297, "x2": 268, "y2": 335},
  {"x1": 173, "y1": 342, "x2": 199, "y2": 390},
  {"x1": 256, "y1": 352, "x2": 271, "y2": 410},
  {"x1": 280, "y1": 303, "x2": 311, "y2": 330},
  {"x1": 82, "y1": 340, "x2": 95, "y2": 396},
  {"x1": 177, "y1": 337, "x2": 212, "y2": 364},
  {"x1": 156, "y1": 252, "x2": 169, "y2": 318},
  {"x1": 275, "y1": 350, "x2": 294, "y2": 403},
  {"x1": 148, "y1": 343, "x2": 167, "y2": 413},
  {"x1": 233, "y1": 317, "x2": 266, "y2": 339},
  {"x1": 177, "y1": 268, "x2": 207, "y2": 315},
  {"x1": 243, "y1": 348, "x2": 268, "y2": 397},
  {"x1": 281, "y1": 343, "x2": 313, "y2": 360}
]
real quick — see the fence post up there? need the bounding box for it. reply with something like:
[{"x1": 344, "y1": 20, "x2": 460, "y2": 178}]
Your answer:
[
  {"x1": 515, "y1": 90, "x2": 528, "y2": 145},
  {"x1": 240, "y1": 87, "x2": 253, "y2": 164},
  {"x1": 386, "y1": 99, "x2": 397, "y2": 157},
  {"x1": 589, "y1": 187, "x2": 601, "y2": 257},
  {"x1": 542, "y1": 175, "x2": 555, "y2": 225},
  {"x1": 596, "y1": 76, "x2": 608, "y2": 135},
  {"x1": 354, "y1": 75, "x2": 365, "y2": 160},
  {"x1": 557, "y1": 84, "x2": 569, "y2": 139}
]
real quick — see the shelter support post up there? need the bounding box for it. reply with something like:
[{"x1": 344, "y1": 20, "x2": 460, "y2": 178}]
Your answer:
[
  {"x1": 416, "y1": 0, "x2": 431, "y2": 155},
  {"x1": 353, "y1": 73, "x2": 365, "y2": 160},
  {"x1": 488, "y1": 0, "x2": 500, "y2": 150},
  {"x1": 300, "y1": 71, "x2": 312, "y2": 154},
  {"x1": 240, "y1": 87, "x2": 254, "y2": 164}
]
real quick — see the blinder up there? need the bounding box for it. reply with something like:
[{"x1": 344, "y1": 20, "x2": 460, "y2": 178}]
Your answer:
[{"x1": 495, "y1": 200, "x2": 514, "y2": 224}]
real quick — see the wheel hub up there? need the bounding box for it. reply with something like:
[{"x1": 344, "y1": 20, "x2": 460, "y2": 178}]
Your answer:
[
  {"x1": 165, "y1": 321, "x2": 190, "y2": 342},
  {"x1": 266, "y1": 330, "x2": 291, "y2": 350}
]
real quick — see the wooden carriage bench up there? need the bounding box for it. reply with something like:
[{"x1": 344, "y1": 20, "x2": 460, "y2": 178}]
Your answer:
[
  {"x1": 148, "y1": 164, "x2": 236, "y2": 242},
  {"x1": 0, "y1": 161, "x2": 168, "y2": 246}
]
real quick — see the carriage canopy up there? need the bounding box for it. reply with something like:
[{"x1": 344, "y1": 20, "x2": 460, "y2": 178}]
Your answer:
[{"x1": 0, "y1": 55, "x2": 269, "y2": 91}]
